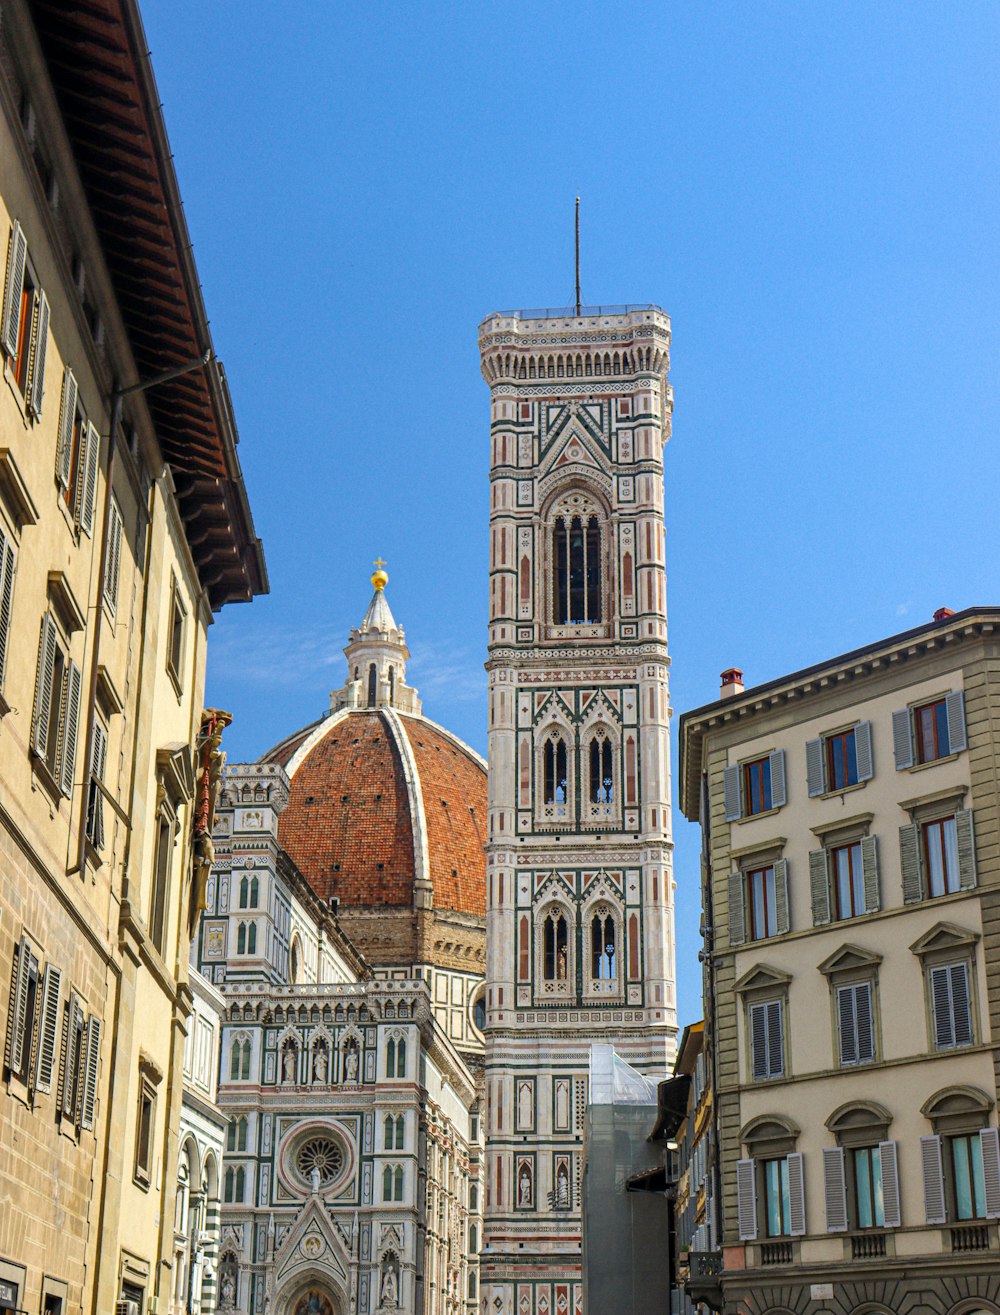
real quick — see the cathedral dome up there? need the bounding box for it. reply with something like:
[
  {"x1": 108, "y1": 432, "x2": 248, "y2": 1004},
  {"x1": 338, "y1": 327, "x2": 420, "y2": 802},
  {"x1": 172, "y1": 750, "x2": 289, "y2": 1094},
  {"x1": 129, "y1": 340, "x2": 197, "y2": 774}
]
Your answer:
[
  {"x1": 267, "y1": 706, "x2": 487, "y2": 918},
  {"x1": 260, "y1": 569, "x2": 487, "y2": 963}
]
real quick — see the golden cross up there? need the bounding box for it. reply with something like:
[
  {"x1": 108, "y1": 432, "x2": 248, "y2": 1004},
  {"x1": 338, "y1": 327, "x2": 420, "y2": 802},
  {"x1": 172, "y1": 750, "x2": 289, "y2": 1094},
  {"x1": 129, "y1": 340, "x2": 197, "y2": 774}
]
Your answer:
[{"x1": 373, "y1": 556, "x2": 387, "y2": 571}]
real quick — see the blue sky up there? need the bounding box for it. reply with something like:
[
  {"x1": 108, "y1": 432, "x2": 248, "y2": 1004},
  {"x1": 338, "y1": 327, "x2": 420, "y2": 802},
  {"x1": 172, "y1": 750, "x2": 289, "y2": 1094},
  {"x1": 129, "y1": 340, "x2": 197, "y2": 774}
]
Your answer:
[{"x1": 142, "y1": 1, "x2": 999, "y2": 1027}]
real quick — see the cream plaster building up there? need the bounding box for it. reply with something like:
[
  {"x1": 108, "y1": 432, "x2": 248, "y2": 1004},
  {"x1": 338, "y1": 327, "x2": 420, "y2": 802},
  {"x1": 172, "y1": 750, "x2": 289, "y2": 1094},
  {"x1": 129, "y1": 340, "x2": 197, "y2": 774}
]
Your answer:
[
  {"x1": 679, "y1": 607, "x2": 1000, "y2": 1314},
  {"x1": 477, "y1": 306, "x2": 679, "y2": 1315},
  {"x1": 0, "y1": 5, "x2": 265, "y2": 1315}
]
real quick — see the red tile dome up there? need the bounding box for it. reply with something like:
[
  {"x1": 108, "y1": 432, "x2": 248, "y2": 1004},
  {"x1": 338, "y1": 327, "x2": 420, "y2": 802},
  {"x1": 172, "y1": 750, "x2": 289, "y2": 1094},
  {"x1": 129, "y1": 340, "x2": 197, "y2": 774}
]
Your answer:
[{"x1": 265, "y1": 708, "x2": 487, "y2": 918}]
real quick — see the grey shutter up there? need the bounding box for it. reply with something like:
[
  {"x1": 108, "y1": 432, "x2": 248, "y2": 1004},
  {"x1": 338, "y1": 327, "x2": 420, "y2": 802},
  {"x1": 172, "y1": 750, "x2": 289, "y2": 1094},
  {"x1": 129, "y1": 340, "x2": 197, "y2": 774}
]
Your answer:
[
  {"x1": 2, "y1": 221, "x2": 27, "y2": 356},
  {"x1": 61, "y1": 997, "x2": 82, "y2": 1118},
  {"x1": 59, "y1": 660, "x2": 83, "y2": 798},
  {"x1": 89, "y1": 722, "x2": 107, "y2": 849},
  {"x1": 78, "y1": 421, "x2": 100, "y2": 535},
  {"x1": 920, "y1": 1134, "x2": 946, "y2": 1224},
  {"x1": 769, "y1": 749, "x2": 786, "y2": 808},
  {"x1": 809, "y1": 848, "x2": 831, "y2": 926},
  {"x1": 723, "y1": 765, "x2": 742, "y2": 821},
  {"x1": 892, "y1": 707, "x2": 914, "y2": 770},
  {"x1": 766, "y1": 998, "x2": 784, "y2": 1078},
  {"x1": 861, "y1": 834, "x2": 880, "y2": 912},
  {"x1": 749, "y1": 1002, "x2": 768, "y2": 1080},
  {"x1": 787, "y1": 1152, "x2": 806, "y2": 1236},
  {"x1": 899, "y1": 823, "x2": 922, "y2": 904},
  {"x1": 945, "y1": 689, "x2": 967, "y2": 754},
  {"x1": 855, "y1": 981, "x2": 875, "y2": 1062},
  {"x1": 980, "y1": 1128, "x2": 1000, "y2": 1219},
  {"x1": 728, "y1": 870, "x2": 745, "y2": 947},
  {"x1": 27, "y1": 288, "x2": 49, "y2": 416},
  {"x1": 0, "y1": 531, "x2": 14, "y2": 692},
  {"x1": 773, "y1": 858, "x2": 790, "y2": 934},
  {"x1": 80, "y1": 1015, "x2": 102, "y2": 1130},
  {"x1": 929, "y1": 965, "x2": 953, "y2": 1048},
  {"x1": 736, "y1": 1158, "x2": 757, "y2": 1240},
  {"x1": 32, "y1": 613, "x2": 58, "y2": 758},
  {"x1": 103, "y1": 499, "x2": 123, "y2": 614},
  {"x1": 879, "y1": 1141, "x2": 901, "y2": 1228},
  {"x1": 5, "y1": 937, "x2": 32, "y2": 1072},
  {"x1": 955, "y1": 809, "x2": 977, "y2": 890},
  {"x1": 56, "y1": 369, "x2": 77, "y2": 490},
  {"x1": 950, "y1": 962, "x2": 973, "y2": 1047},
  {"x1": 837, "y1": 985, "x2": 858, "y2": 1065},
  {"x1": 855, "y1": 720, "x2": 874, "y2": 782},
  {"x1": 34, "y1": 963, "x2": 62, "y2": 1093},
  {"x1": 823, "y1": 1146, "x2": 848, "y2": 1231},
  {"x1": 806, "y1": 737, "x2": 825, "y2": 796}
]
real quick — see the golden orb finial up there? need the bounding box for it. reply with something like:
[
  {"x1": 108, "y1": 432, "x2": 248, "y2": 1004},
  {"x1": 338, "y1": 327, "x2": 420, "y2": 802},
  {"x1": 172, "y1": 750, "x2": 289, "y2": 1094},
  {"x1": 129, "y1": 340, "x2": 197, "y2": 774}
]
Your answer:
[{"x1": 371, "y1": 555, "x2": 388, "y2": 591}]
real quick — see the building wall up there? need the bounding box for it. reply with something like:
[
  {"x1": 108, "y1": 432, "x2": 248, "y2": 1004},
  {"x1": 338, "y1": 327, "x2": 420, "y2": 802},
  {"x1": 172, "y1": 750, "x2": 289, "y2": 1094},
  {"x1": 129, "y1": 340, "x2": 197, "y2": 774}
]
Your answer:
[
  {"x1": 682, "y1": 614, "x2": 1000, "y2": 1312},
  {"x1": 478, "y1": 308, "x2": 678, "y2": 1315}
]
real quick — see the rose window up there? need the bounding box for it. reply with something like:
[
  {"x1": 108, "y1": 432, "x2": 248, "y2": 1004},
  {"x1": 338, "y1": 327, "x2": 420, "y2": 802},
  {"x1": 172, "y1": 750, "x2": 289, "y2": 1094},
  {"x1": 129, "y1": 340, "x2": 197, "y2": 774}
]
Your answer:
[{"x1": 296, "y1": 1137, "x2": 344, "y2": 1185}]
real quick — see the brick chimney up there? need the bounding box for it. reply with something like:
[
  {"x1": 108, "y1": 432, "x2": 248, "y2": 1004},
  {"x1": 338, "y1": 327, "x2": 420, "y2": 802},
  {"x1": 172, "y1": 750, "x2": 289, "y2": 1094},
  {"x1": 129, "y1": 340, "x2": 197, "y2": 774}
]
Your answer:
[
  {"x1": 720, "y1": 668, "x2": 744, "y2": 699},
  {"x1": 933, "y1": 607, "x2": 955, "y2": 622}
]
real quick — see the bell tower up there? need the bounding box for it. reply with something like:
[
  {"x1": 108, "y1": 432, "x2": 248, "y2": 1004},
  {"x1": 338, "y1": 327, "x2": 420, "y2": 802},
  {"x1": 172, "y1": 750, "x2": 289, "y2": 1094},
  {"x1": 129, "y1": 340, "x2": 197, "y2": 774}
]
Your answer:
[{"x1": 478, "y1": 306, "x2": 678, "y2": 1315}]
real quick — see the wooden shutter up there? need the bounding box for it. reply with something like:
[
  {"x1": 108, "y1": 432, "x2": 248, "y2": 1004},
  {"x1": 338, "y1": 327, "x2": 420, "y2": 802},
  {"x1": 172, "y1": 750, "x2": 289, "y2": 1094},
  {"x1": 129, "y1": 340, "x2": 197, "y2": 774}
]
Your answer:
[
  {"x1": 27, "y1": 289, "x2": 49, "y2": 416},
  {"x1": 103, "y1": 499, "x2": 123, "y2": 614},
  {"x1": 955, "y1": 809, "x2": 977, "y2": 890},
  {"x1": 929, "y1": 964, "x2": 953, "y2": 1048},
  {"x1": 32, "y1": 613, "x2": 58, "y2": 757},
  {"x1": 860, "y1": 834, "x2": 880, "y2": 913},
  {"x1": 78, "y1": 421, "x2": 100, "y2": 535},
  {"x1": 945, "y1": 689, "x2": 967, "y2": 754},
  {"x1": 899, "y1": 822, "x2": 922, "y2": 904},
  {"x1": 787, "y1": 1152, "x2": 806, "y2": 1236},
  {"x1": 855, "y1": 720, "x2": 874, "y2": 782},
  {"x1": 950, "y1": 962, "x2": 973, "y2": 1046},
  {"x1": 892, "y1": 707, "x2": 913, "y2": 769},
  {"x1": 765, "y1": 999, "x2": 784, "y2": 1078},
  {"x1": 980, "y1": 1128, "x2": 1000, "y2": 1219},
  {"x1": 2, "y1": 221, "x2": 27, "y2": 356},
  {"x1": 837, "y1": 984, "x2": 859, "y2": 1065},
  {"x1": 749, "y1": 1002, "x2": 768, "y2": 1080},
  {"x1": 806, "y1": 737, "x2": 824, "y2": 796},
  {"x1": 773, "y1": 859, "x2": 790, "y2": 934},
  {"x1": 728, "y1": 870, "x2": 745, "y2": 947},
  {"x1": 61, "y1": 997, "x2": 82, "y2": 1118},
  {"x1": 4, "y1": 937, "x2": 32, "y2": 1072},
  {"x1": 34, "y1": 963, "x2": 62, "y2": 1093},
  {"x1": 920, "y1": 1134, "x2": 946, "y2": 1224},
  {"x1": 56, "y1": 369, "x2": 78, "y2": 490},
  {"x1": 769, "y1": 749, "x2": 786, "y2": 808},
  {"x1": 809, "y1": 848, "x2": 831, "y2": 926},
  {"x1": 0, "y1": 530, "x2": 14, "y2": 693},
  {"x1": 723, "y1": 765, "x2": 742, "y2": 821},
  {"x1": 58, "y1": 660, "x2": 83, "y2": 798},
  {"x1": 822, "y1": 1146, "x2": 847, "y2": 1231},
  {"x1": 80, "y1": 1016, "x2": 102, "y2": 1130},
  {"x1": 856, "y1": 981, "x2": 875, "y2": 1062},
  {"x1": 879, "y1": 1141, "x2": 901, "y2": 1228},
  {"x1": 736, "y1": 1158, "x2": 757, "y2": 1240}
]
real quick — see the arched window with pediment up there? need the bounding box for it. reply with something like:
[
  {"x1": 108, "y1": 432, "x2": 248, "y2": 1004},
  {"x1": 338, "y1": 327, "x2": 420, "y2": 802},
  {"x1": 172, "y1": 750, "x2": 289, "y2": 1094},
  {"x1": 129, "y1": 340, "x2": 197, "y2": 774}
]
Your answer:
[
  {"x1": 239, "y1": 876, "x2": 249, "y2": 908},
  {"x1": 249, "y1": 875, "x2": 259, "y2": 908},
  {"x1": 229, "y1": 1034, "x2": 251, "y2": 1081},
  {"x1": 538, "y1": 905, "x2": 571, "y2": 995},
  {"x1": 591, "y1": 906, "x2": 616, "y2": 981},
  {"x1": 543, "y1": 735, "x2": 568, "y2": 807},
  {"x1": 552, "y1": 511, "x2": 602, "y2": 624},
  {"x1": 589, "y1": 733, "x2": 613, "y2": 804}
]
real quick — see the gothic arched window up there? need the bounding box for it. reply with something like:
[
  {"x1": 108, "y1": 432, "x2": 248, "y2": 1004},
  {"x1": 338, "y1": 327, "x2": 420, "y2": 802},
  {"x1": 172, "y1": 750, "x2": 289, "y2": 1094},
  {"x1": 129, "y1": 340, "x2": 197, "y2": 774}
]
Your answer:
[
  {"x1": 227, "y1": 1116, "x2": 248, "y2": 1152},
  {"x1": 543, "y1": 737, "x2": 568, "y2": 805},
  {"x1": 239, "y1": 876, "x2": 248, "y2": 908},
  {"x1": 589, "y1": 735, "x2": 614, "y2": 804},
  {"x1": 249, "y1": 875, "x2": 259, "y2": 908},
  {"x1": 247, "y1": 923, "x2": 257, "y2": 955},
  {"x1": 388, "y1": 666, "x2": 395, "y2": 705},
  {"x1": 237, "y1": 922, "x2": 246, "y2": 955},
  {"x1": 367, "y1": 663, "x2": 377, "y2": 707},
  {"x1": 553, "y1": 513, "x2": 602, "y2": 625},
  {"x1": 230, "y1": 1037, "x2": 251, "y2": 1081},
  {"x1": 590, "y1": 907, "x2": 616, "y2": 981},
  {"x1": 543, "y1": 910, "x2": 569, "y2": 982}
]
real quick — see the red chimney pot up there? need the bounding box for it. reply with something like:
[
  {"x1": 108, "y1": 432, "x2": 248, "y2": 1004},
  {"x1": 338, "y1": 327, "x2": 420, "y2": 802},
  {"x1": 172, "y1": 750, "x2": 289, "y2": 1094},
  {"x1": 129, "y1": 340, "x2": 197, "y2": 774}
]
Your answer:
[{"x1": 933, "y1": 608, "x2": 955, "y2": 622}]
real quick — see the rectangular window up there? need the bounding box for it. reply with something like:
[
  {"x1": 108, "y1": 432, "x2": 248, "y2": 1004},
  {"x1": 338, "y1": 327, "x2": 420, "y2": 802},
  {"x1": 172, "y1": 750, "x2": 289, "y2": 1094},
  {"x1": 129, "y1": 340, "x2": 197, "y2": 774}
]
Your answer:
[
  {"x1": 764, "y1": 1157, "x2": 791, "y2": 1236},
  {"x1": 924, "y1": 816, "x2": 960, "y2": 897},
  {"x1": 833, "y1": 842, "x2": 865, "y2": 919},
  {"x1": 103, "y1": 498, "x2": 123, "y2": 615},
  {"x1": 951, "y1": 1135, "x2": 987, "y2": 1220},
  {"x1": 742, "y1": 757, "x2": 772, "y2": 815},
  {"x1": 837, "y1": 981, "x2": 876, "y2": 1066},
  {"x1": 929, "y1": 961, "x2": 974, "y2": 1050},
  {"x1": 32, "y1": 614, "x2": 82, "y2": 796},
  {"x1": 915, "y1": 698, "x2": 950, "y2": 764},
  {"x1": 167, "y1": 581, "x2": 186, "y2": 691},
  {"x1": 134, "y1": 1074, "x2": 156, "y2": 1186},
  {"x1": 853, "y1": 1146, "x2": 885, "y2": 1228},
  {"x1": 826, "y1": 730, "x2": 859, "y2": 791},
  {"x1": 746, "y1": 866, "x2": 777, "y2": 940},
  {"x1": 149, "y1": 815, "x2": 173, "y2": 955},
  {"x1": 748, "y1": 998, "x2": 784, "y2": 1081}
]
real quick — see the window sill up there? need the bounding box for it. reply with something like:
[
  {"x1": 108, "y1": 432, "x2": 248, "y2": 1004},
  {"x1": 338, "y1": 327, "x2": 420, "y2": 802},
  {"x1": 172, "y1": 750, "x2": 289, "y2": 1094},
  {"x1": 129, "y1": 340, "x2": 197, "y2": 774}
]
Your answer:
[
  {"x1": 814, "y1": 780, "x2": 868, "y2": 802},
  {"x1": 734, "y1": 806, "x2": 783, "y2": 826},
  {"x1": 3, "y1": 362, "x2": 31, "y2": 427},
  {"x1": 166, "y1": 662, "x2": 184, "y2": 700},
  {"x1": 132, "y1": 1170, "x2": 152, "y2": 1193},
  {"x1": 904, "y1": 751, "x2": 961, "y2": 775},
  {"x1": 30, "y1": 751, "x2": 65, "y2": 805}
]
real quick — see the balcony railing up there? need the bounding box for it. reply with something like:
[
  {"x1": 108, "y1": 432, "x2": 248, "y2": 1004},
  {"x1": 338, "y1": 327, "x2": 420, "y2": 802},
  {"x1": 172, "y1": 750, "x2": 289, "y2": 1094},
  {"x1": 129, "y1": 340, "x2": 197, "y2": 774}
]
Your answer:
[
  {"x1": 684, "y1": 1252, "x2": 723, "y2": 1313},
  {"x1": 850, "y1": 1231, "x2": 887, "y2": 1260},
  {"x1": 760, "y1": 1240, "x2": 794, "y2": 1266},
  {"x1": 951, "y1": 1223, "x2": 992, "y2": 1253},
  {"x1": 494, "y1": 304, "x2": 661, "y2": 321}
]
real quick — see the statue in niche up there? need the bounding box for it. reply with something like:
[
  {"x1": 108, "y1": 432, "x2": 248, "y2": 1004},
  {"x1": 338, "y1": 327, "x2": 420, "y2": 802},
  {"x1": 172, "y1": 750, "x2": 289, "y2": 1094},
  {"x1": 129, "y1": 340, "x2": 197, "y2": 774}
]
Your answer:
[
  {"x1": 309, "y1": 1166, "x2": 322, "y2": 1195},
  {"x1": 518, "y1": 1165, "x2": 532, "y2": 1206},
  {"x1": 380, "y1": 1264, "x2": 398, "y2": 1308},
  {"x1": 554, "y1": 1082, "x2": 569, "y2": 1130},
  {"x1": 220, "y1": 1274, "x2": 236, "y2": 1310},
  {"x1": 556, "y1": 1163, "x2": 570, "y2": 1207},
  {"x1": 344, "y1": 1044, "x2": 359, "y2": 1083},
  {"x1": 312, "y1": 1045, "x2": 328, "y2": 1083},
  {"x1": 282, "y1": 1046, "x2": 296, "y2": 1083}
]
